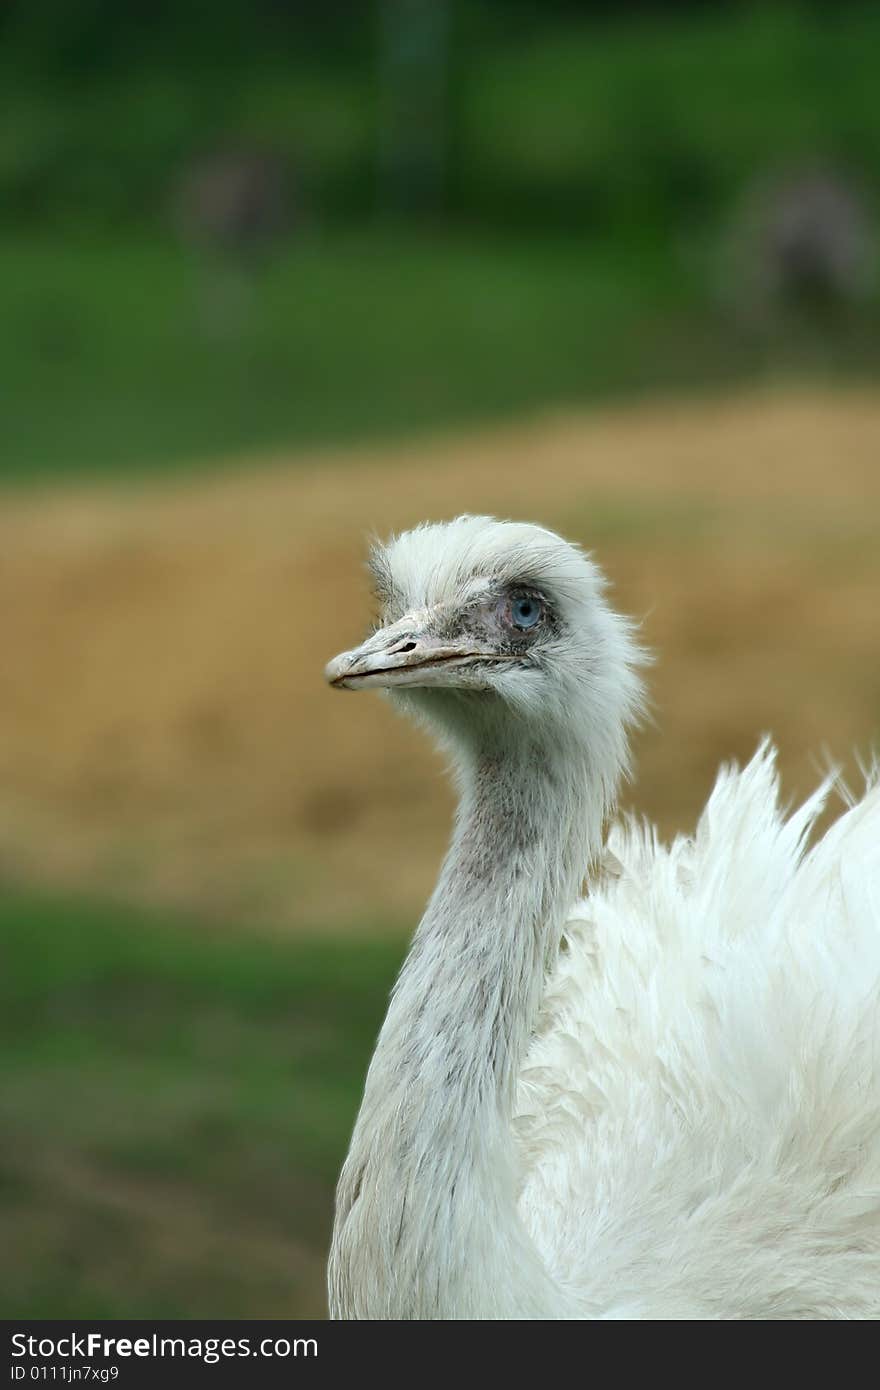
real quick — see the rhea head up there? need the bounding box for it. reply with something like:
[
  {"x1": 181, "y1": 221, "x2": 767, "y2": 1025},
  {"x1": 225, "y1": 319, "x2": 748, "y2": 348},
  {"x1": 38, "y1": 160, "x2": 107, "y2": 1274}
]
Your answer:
[{"x1": 325, "y1": 516, "x2": 644, "y2": 785}]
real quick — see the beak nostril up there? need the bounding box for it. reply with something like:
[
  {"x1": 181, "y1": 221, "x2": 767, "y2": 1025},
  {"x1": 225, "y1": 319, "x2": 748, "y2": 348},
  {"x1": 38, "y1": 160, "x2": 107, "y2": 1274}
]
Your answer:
[{"x1": 394, "y1": 641, "x2": 417, "y2": 654}]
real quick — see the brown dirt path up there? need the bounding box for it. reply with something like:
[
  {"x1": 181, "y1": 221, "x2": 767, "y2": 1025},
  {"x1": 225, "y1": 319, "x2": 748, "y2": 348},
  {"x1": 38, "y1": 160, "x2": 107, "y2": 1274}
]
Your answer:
[{"x1": 2, "y1": 386, "x2": 878, "y2": 931}]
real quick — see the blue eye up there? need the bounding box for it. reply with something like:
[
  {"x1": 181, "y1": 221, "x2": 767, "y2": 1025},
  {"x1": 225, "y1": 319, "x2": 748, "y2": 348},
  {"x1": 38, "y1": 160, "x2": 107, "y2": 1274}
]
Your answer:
[{"x1": 511, "y1": 594, "x2": 541, "y2": 630}]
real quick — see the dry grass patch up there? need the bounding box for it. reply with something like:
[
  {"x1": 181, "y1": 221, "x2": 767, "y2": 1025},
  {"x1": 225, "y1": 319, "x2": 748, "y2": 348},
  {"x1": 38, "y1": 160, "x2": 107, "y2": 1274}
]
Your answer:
[{"x1": 1, "y1": 386, "x2": 878, "y2": 930}]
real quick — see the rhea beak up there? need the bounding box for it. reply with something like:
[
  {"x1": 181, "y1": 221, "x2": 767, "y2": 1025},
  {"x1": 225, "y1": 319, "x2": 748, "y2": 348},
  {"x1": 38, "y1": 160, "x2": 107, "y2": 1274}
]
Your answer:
[{"x1": 325, "y1": 617, "x2": 502, "y2": 691}]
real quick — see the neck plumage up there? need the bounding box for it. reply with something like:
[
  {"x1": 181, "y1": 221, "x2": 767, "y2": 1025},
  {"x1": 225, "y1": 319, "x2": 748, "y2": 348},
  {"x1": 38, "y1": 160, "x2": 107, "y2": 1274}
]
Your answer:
[{"x1": 328, "y1": 727, "x2": 613, "y2": 1320}]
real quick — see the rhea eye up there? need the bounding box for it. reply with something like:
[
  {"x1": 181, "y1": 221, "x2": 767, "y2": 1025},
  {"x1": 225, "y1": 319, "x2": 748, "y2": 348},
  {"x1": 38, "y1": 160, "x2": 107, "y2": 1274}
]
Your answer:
[{"x1": 510, "y1": 593, "x2": 542, "y2": 630}]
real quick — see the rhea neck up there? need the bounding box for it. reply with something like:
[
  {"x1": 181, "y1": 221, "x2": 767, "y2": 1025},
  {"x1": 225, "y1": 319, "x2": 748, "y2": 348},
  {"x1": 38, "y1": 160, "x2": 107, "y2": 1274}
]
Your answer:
[
  {"x1": 329, "y1": 705, "x2": 613, "y2": 1320},
  {"x1": 408, "y1": 717, "x2": 607, "y2": 1105}
]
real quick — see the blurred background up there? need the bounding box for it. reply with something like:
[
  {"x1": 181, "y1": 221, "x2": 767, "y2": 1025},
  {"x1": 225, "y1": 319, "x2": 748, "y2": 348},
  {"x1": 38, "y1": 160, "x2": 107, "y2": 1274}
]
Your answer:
[{"x1": 2, "y1": 0, "x2": 879, "y2": 1318}]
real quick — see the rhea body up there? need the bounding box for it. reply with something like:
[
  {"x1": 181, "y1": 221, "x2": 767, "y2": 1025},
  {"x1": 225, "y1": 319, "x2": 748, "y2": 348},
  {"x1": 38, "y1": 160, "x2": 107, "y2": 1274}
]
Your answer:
[{"x1": 325, "y1": 516, "x2": 880, "y2": 1320}]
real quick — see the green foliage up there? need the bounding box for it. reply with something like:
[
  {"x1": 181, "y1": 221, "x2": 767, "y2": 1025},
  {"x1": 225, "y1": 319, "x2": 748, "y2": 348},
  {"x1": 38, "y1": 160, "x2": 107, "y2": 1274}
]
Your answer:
[
  {"x1": 460, "y1": 6, "x2": 880, "y2": 230},
  {"x1": 3, "y1": 6, "x2": 879, "y2": 485},
  {"x1": 2, "y1": 5, "x2": 880, "y2": 232}
]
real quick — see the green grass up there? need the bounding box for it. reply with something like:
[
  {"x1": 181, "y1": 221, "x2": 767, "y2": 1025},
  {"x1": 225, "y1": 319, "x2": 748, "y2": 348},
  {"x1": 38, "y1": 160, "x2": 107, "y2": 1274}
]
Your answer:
[
  {"x1": 11, "y1": 223, "x2": 877, "y2": 488},
  {"x1": 4, "y1": 5, "x2": 880, "y2": 485},
  {"x1": 5, "y1": 226, "x2": 879, "y2": 487},
  {"x1": 1, "y1": 229, "x2": 710, "y2": 484},
  {"x1": 0, "y1": 889, "x2": 405, "y2": 1317}
]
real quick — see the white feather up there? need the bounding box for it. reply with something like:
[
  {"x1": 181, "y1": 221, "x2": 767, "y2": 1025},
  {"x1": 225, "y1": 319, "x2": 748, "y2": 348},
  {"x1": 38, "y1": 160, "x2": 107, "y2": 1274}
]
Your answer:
[
  {"x1": 327, "y1": 517, "x2": 880, "y2": 1320},
  {"x1": 518, "y1": 744, "x2": 880, "y2": 1318}
]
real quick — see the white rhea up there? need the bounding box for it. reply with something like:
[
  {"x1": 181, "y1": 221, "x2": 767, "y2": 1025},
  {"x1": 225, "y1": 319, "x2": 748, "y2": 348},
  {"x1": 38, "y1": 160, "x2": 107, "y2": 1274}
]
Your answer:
[{"x1": 324, "y1": 515, "x2": 880, "y2": 1320}]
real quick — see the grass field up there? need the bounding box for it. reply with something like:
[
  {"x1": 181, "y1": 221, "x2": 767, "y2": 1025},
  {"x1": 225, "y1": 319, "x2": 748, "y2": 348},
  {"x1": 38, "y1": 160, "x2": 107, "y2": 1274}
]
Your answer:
[
  {"x1": 0, "y1": 230, "x2": 708, "y2": 483},
  {"x1": 0, "y1": 889, "x2": 403, "y2": 1317}
]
